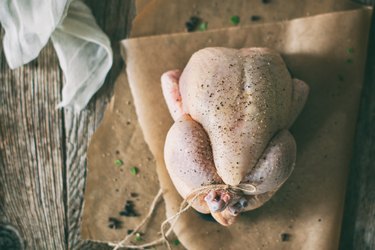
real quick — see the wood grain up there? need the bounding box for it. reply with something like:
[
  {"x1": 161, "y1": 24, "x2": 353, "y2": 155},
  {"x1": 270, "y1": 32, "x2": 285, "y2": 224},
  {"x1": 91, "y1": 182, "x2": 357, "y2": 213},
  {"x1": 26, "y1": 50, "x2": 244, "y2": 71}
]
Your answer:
[
  {"x1": 0, "y1": 30, "x2": 66, "y2": 249},
  {"x1": 65, "y1": 1, "x2": 135, "y2": 250},
  {"x1": 340, "y1": 2, "x2": 375, "y2": 249},
  {"x1": 0, "y1": 1, "x2": 135, "y2": 249}
]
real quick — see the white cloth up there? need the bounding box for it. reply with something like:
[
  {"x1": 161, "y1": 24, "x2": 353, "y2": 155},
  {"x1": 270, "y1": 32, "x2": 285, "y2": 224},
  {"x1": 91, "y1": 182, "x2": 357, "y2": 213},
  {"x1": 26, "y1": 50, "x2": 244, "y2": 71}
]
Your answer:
[{"x1": 0, "y1": 0, "x2": 113, "y2": 111}]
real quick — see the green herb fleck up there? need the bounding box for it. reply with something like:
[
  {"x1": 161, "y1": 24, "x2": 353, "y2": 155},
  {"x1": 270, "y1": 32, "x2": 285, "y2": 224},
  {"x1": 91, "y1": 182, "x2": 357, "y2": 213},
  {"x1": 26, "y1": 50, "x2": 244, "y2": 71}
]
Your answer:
[
  {"x1": 173, "y1": 239, "x2": 180, "y2": 246},
  {"x1": 135, "y1": 232, "x2": 143, "y2": 241},
  {"x1": 114, "y1": 159, "x2": 123, "y2": 166},
  {"x1": 199, "y1": 22, "x2": 208, "y2": 31},
  {"x1": 230, "y1": 15, "x2": 240, "y2": 25},
  {"x1": 347, "y1": 47, "x2": 354, "y2": 54},
  {"x1": 346, "y1": 58, "x2": 353, "y2": 64},
  {"x1": 130, "y1": 167, "x2": 139, "y2": 176}
]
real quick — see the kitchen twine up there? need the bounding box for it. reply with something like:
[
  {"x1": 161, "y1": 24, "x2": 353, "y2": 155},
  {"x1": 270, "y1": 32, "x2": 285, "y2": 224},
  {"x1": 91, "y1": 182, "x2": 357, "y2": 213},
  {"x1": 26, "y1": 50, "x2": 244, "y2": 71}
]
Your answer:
[{"x1": 109, "y1": 183, "x2": 257, "y2": 250}]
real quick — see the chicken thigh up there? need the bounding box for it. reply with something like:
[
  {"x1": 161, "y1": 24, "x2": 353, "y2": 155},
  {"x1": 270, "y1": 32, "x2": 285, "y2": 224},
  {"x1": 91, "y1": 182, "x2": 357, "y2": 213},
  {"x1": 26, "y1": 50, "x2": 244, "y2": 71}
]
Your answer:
[{"x1": 162, "y1": 47, "x2": 309, "y2": 226}]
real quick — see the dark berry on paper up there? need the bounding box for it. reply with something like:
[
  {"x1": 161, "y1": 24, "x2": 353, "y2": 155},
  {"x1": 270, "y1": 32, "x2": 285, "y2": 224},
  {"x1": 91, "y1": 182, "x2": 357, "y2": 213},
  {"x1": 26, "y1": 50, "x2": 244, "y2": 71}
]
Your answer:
[
  {"x1": 130, "y1": 192, "x2": 139, "y2": 198},
  {"x1": 185, "y1": 16, "x2": 201, "y2": 32},
  {"x1": 108, "y1": 217, "x2": 122, "y2": 229},
  {"x1": 251, "y1": 15, "x2": 261, "y2": 21},
  {"x1": 281, "y1": 233, "x2": 291, "y2": 242},
  {"x1": 119, "y1": 200, "x2": 139, "y2": 217}
]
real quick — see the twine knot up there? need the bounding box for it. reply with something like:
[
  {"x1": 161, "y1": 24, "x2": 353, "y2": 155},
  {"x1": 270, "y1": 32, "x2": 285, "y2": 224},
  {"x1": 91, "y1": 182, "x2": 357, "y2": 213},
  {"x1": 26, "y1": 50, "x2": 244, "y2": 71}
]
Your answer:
[{"x1": 110, "y1": 183, "x2": 257, "y2": 250}]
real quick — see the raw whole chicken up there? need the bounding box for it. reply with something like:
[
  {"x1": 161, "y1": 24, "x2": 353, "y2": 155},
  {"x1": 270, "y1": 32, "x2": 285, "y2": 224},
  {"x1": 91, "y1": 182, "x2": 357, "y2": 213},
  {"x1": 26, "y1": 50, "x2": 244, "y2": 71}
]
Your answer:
[{"x1": 162, "y1": 47, "x2": 309, "y2": 226}]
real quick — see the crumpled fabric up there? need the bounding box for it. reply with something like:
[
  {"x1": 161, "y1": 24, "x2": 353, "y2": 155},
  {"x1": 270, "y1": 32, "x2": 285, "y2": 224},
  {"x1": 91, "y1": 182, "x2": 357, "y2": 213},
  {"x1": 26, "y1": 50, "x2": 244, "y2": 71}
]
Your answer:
[{"x1": 0, "y1": 0, "x2": 112, "y2": 111}]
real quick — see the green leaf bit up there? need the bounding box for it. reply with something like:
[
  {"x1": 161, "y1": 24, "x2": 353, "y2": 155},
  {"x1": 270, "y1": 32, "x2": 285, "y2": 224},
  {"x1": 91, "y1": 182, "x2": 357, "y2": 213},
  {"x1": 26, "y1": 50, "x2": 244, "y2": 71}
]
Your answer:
[
  {"x1": 114, "y1": 159, "x2": 123, "y2": 167},
  {"x1": 199, "y1": 22, "x2": 208, "y2": 31},
  {"x1": 230, "y1": 15, "x2": 240, "y2": 25},
  {"x1": 130, "y1": 166, "x2": 139, "y2": 176},
  {"x1": 173, "y1": 239, "x2": 180, "y2": 246},
  {"x1": 135, "y1": 232, "x2": 143, "y2": 242}
]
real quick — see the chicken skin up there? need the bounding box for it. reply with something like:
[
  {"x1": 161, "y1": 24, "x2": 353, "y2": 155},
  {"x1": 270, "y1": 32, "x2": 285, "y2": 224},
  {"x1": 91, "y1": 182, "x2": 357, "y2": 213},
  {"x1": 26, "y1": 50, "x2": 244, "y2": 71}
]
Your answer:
[{"x1": 162, "y1": 47, "x2": 309, "y2": 226}]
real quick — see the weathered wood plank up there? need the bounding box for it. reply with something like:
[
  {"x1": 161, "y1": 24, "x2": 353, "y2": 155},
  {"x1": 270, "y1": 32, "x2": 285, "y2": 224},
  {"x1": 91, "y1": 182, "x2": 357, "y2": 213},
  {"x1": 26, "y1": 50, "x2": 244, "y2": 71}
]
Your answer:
[
  {"x1": 65, "y1": 1, "x2": 135, "y2": 249},
  {"x1": 354, "y1": 0, "x2": 375, "y2": 5},
  {"x1": 0, "y1": 29, "x2": 66, "y2": 249},
  {"x1": 340, "y1": 3, "x2": 375, "y2": 249}
]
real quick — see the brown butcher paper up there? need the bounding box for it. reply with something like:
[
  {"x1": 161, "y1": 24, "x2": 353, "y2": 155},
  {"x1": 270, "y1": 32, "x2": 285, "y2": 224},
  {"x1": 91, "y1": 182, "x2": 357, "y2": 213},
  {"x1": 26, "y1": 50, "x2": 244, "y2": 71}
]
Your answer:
[
  {"x1": 81, "y1": 73, "x2": 171, "y2": 244},
  {"x1": 131, "y1": 0, "x2": 360, "y2": 37},
  {"x1": 122, "y1": 7, "x2": 372, "y2": 250},
  {"x1": 81, "y1": 3, "x2": 373, "y2": 250}
]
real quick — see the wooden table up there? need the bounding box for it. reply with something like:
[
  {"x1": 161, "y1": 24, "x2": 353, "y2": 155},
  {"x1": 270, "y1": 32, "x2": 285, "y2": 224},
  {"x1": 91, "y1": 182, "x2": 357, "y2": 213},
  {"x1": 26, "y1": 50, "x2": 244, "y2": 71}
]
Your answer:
[{"x1": 0, "y1": 1, "x2": 373, "y2": 249}]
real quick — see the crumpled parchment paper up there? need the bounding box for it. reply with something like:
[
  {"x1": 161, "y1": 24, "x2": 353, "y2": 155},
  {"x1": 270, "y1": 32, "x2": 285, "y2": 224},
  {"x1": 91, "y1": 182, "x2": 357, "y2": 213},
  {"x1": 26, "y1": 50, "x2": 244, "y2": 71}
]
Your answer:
[
  {"x1": 82, "y1": 1, "x2": 373, "y2": 249},
  {"x1": 130, "y1": 0, "x2": 360, "y2": 37},
  {"x1": 0, "y1": 0, "x2": 112, "y2": 111}
]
